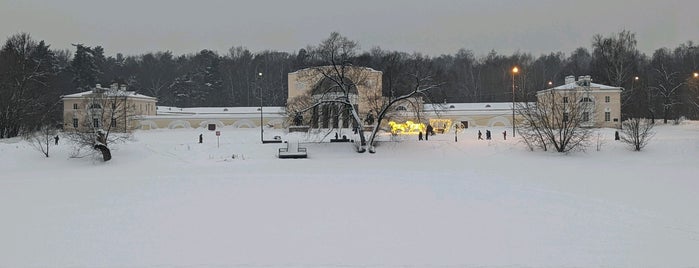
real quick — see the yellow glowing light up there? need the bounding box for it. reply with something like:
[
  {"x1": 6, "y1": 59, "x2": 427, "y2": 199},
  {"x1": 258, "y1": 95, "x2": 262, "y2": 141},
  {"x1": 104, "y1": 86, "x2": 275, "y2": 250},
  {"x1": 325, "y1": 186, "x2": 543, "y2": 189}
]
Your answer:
[
  {"x1": 388, "y1": 121, "x2": 426, "y2": 135},
  {"x1": 694, "y1": 72, "x2": 698, "y2": 78},
  {"x1": 428, "y1": 119, "x2": 453, "y2": 134},
  {"x1": 512, "y1": 67, "x2": 519, "y2": 74}
]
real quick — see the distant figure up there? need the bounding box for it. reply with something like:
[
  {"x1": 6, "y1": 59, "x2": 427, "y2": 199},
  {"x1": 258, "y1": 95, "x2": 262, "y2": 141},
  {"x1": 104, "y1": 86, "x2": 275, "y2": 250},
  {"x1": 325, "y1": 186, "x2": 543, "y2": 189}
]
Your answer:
[
  {"x1": 426, "y1": 124, "x2": 434, "y2": 136},
  {"x1": 364, "y1": 112, "x2": 375, "y2": 125},
  {"x1": 54, "y1": 135, "x2": 59, "y2": 145},
  {"x1": 478, "y1": 130, "x2": 483, "y2": 140},
  {"x1": 293, "y1": 113, "x2": 303, "y2": 126},
  {"x1": 615, "y1": 130, "x2": 620, "y2": 141},
  {"x1": 503, "y1": 130, "x2": 507, "y2": 140},
  {"x1": 418, "y1": 131, "x2": 423, "y2": 141},
  {"x1": 199, "y1": 134, "x2": 203, "y2": 144},
  {"x1": 486, "y1": 130, "x2": 491, "y2": 140},
  {"x1": 335, "y1": 132, "x2": 339, "y2": 139}
]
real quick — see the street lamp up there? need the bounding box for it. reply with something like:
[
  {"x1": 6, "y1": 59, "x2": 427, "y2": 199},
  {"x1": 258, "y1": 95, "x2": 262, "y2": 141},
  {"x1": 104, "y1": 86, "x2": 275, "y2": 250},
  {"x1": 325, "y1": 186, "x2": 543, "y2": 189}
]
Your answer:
[
  {"x1": 258, "y1": 72, "x2": 263, "y2": 143},
  {"x1": 512, "y1": 66, "x2": 518, "y2": 137},
  {"x1": 694, "y1": 72, "x2": 698, "y2": 78}
]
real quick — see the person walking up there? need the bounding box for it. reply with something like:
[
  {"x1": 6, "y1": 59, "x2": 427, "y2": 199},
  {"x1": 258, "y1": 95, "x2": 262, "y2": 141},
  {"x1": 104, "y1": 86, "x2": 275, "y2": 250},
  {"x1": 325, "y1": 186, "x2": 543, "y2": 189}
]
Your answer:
[
  {"x1": 503, "y1": 130, "x2": 507, "y2": 140},
  {"x1": 418, "y1": 131, "x2": 423, "y2": 141},
  {"x1": 486, "y1": 130, "x2": 491, "y2": 140},
  {"x1": 54, "y1": 135, "x2": 59, "y2": 145},
  {"x1": 199, "y1": 134, "x2": 203, "y2": 144},
  {"x1": 478, "y1": 130, "x2": 483, "y2": 140}
]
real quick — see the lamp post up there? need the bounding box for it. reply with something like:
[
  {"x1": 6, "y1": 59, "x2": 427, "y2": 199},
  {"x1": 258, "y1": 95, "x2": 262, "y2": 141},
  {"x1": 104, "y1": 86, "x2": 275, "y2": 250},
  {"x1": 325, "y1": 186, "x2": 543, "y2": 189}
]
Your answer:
[
  {"x1": 258, "y1": 72, "x2": 263, "y2": 143},
  {"x1": 512, "y1": 66, "x2": 518, "y2": 137}
]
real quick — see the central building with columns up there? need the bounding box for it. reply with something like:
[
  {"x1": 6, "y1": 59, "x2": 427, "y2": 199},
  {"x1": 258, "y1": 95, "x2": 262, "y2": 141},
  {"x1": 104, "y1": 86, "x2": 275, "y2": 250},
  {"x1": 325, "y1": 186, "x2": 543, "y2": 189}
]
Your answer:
[{"x1": 287, "y1": 66, "x2": 383, "y2": 129}]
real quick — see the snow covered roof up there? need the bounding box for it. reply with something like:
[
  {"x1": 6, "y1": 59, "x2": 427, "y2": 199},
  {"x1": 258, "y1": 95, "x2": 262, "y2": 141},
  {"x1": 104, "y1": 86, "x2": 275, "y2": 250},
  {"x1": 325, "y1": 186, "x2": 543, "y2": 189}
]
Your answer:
[
  {"x1": 541, "y1": 75, "x2": 621, "y2": 92},
  {"x1": 288, "y1": 65, "x2": 381, "y2": 75},
  {"x1": 549, "y1": 82, "x2": 620, "y2": 90},
  {"x1": 156, "y1": 106, "x2": 286, "y2": 116},
  {"x1": 62, "y1": 90, "x2": 157, "y2": 100},
  {"x1": 424, "y1": 102, "x2": 523, "y2": 111},
  {"x1": 423, "y1": 102, "x2": 529, "y2": 117}
]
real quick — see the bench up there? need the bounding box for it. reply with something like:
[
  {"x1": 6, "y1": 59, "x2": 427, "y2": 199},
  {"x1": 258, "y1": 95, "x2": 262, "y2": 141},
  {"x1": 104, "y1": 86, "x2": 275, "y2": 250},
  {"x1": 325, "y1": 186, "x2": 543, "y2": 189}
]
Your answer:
[{"x1": 278, "y1": 141, "x2": 307, "y2": 159}]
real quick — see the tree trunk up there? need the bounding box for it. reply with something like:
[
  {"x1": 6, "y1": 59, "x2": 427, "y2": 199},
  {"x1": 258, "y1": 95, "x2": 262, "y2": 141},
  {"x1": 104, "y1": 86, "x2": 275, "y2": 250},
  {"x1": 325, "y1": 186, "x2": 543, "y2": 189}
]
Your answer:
[{"x1": 94, "y1": 144, "x2": 112, "y2": 161}]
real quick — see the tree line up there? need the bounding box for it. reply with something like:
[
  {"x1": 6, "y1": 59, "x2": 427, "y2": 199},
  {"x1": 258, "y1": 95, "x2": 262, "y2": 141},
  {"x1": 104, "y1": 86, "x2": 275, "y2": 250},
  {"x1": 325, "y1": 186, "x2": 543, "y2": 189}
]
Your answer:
[{"x1": 1, "y1": 30, "x2": 698, "y2": 139}]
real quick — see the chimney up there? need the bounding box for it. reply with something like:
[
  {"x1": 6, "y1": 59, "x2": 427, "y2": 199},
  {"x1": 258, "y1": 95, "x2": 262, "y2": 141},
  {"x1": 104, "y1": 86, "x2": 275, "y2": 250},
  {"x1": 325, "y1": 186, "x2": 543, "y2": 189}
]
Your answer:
[
  {"x1": 564, "y1": 76, "x2": 575, "y2": 84},
  {"x1": 579, "y1": 75, "x2": 591, "y2": 86},
  {"x1": 92, "y1": 84, "x2": 103, "y2": 93}
]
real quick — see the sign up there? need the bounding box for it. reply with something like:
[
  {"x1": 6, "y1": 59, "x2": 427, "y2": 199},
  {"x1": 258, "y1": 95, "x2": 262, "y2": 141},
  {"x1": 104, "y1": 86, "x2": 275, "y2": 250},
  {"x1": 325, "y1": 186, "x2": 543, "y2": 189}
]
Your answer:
[{"x1": 216, "y1": 131, "x2": 220, "y2": 136}]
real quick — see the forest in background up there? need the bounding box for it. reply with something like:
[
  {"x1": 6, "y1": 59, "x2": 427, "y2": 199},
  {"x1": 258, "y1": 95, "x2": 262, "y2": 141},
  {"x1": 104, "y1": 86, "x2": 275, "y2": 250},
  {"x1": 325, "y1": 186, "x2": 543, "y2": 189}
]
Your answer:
[{"x1": 1, "y1": 30, "x2": 698, "y2": 138}]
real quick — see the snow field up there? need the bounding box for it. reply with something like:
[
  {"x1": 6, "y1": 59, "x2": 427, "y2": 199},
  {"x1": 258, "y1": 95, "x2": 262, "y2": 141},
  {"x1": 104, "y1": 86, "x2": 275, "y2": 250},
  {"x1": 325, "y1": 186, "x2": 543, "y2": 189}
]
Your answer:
[{"x1": 1, "y1": 123, "x2": 698, "y2": 267}]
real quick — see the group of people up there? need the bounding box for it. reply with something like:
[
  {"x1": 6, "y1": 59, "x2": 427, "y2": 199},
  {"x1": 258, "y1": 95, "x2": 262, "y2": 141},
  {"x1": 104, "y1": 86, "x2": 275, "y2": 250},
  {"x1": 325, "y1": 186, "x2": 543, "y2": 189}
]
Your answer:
[
  {"x1": 417, "y1": 126, "x2": 510, "y2": 141},
  {"x1": 417, "y1": 124, "x2": 435, "y2": 141},
  {"x1": 478, "y1": 130, "x2": 507, "y2": 140}
]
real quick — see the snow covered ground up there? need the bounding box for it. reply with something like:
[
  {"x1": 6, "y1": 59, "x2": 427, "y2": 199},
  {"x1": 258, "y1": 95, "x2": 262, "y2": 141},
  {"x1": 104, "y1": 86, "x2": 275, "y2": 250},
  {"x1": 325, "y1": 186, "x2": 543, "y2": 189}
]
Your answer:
[{"x1": 1, "y1": 123, "x2": 698, "y2": 267}]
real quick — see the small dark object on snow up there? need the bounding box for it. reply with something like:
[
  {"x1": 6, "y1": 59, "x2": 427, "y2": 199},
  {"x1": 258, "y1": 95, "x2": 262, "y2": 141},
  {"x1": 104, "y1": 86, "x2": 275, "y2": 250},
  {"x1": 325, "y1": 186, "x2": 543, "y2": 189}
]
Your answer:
[{"x1": 199, "y1": 134, "x2": 203, "y2": 143}]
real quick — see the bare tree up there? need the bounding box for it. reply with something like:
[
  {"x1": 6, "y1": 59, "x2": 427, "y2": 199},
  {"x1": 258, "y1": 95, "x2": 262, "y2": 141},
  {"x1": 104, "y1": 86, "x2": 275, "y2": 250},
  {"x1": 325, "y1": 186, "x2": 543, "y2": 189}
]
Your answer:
[
  {"x1": 294, "y1": 32, "x2": 372, "y2": 152},
  {"x1": 65, "y1": 88, "x2": 136, "y2": 161},
  {"x1": 619, "y1": 118, "x2": 655, "y2": 151},
  {"x1": 650, "y1": 65, "x2": 683, "y2": 124},
  {"x1": 517, "y1": 88, "x2": 594, "y2": 153},
  {"x1": 365, "y1": 72, "x2": 439, "y2": 153},
  {"x1": 23, "y1": 101, "x2": 61, "y2": 157},
  {"x1": 592, "y1": 30, "x2": 640, "y2": 87},
  {"x1": 290, "y1": 33, "x2": 439, "y2": 153},
  {"x1": 0, "y1": 33, "x2": 57, "y2": 138},
  {"x1": 23, "y1": 124, "x2": 57, "y2": 158}
]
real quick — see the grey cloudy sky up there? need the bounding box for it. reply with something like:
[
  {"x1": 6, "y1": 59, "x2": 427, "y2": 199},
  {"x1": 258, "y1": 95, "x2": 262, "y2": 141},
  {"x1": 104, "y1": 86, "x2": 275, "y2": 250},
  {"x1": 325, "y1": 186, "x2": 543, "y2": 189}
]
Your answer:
[{"x1": 1, "y1": 0, "x2": 697, "y2": 57}]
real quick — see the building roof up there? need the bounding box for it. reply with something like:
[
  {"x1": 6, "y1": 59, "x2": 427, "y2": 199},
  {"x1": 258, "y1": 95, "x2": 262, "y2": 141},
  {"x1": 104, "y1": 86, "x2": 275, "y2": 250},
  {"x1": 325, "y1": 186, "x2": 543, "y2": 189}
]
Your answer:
[
  {"x1": 424, "y1": 102, "x2": 521, "y2": 111},
  {"x1": 288, "y1": 65, "x2": 381, "y2": 75},
  {"x1": 549, "y1": 82, "x2": 620, "y2": 90},
  {"x1": 156, "y1": 106, "x2": 286, "y2": 115},
  {"x1": 62, "y1": 90, "x2": 157, "y2": 101}
]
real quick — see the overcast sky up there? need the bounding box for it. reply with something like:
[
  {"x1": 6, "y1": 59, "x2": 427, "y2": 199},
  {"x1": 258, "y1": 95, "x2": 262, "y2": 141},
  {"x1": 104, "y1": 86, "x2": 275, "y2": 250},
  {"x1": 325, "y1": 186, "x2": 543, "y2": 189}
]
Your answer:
[{"x1": 1, "y1": 0, "x2": 697, "y2": 57}]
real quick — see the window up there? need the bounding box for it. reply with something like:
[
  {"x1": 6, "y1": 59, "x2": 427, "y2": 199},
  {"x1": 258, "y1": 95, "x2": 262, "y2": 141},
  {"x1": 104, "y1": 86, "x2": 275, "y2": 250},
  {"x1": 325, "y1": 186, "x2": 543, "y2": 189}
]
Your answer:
[
  {"x1": 73, "y1": 103, "x2": 78, "y2": 109},
  {"x1": 72, "y1": 118, "x2": 78, "y2": 128},
  {"x1": 605, "y1": 96, "x2": 610, "y2": 103},
  {"x1": 563, "y1": 112, "x2": 569, "y2": 122},
  {"x1": 395, "y1": 106, "x2": 407, "y2": 111},
  {"x1": 111, "y1": 118, "x2": 117, "y2": 127},
  {"x1": 605, "y1": 112, "x2": 611, "y2": 122},
  {"x1": 580, "y1": 97, "x2": 593, "y2": 103},
  {"x1": 93, "y1": 118, "x2": 100, "y2": 128},
  {"x1": 582, "y1": 112, "x2": 589, "y2": 121},
  {"x1": 563, "y1": 97, "x2": 568, "y2": 103}
]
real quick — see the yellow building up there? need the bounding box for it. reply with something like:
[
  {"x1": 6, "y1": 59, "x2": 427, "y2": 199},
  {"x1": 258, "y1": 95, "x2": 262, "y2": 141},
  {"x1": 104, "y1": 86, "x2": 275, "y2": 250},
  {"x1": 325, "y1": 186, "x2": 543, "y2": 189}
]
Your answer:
[
  {"x1": 62, "y1": 84, "x2": 157, "y2": 131},
  {"x1": 536, "y1": 75, "x2": 622, "y2": 128}
]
